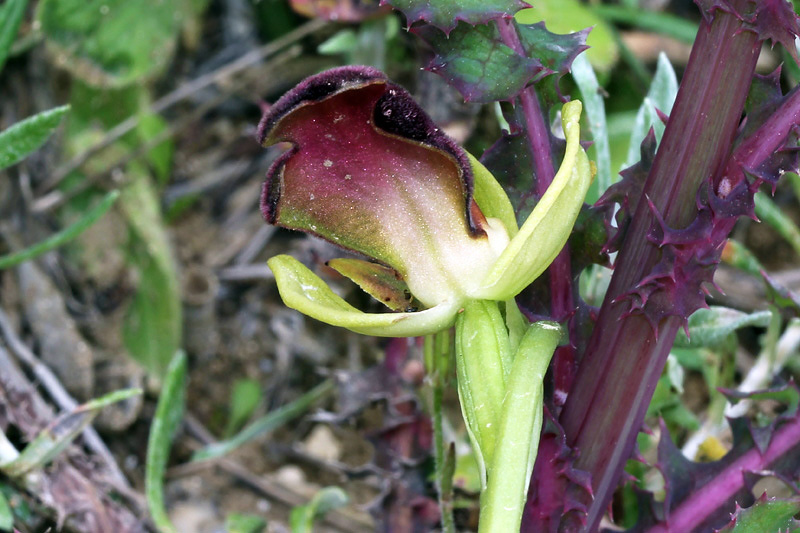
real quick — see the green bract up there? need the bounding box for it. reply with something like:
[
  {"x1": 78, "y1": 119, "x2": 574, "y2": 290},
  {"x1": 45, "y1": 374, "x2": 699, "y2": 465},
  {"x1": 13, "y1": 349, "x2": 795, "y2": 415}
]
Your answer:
[{"x1": 262, "y1": 66, "x2": 592, "y2": 337}]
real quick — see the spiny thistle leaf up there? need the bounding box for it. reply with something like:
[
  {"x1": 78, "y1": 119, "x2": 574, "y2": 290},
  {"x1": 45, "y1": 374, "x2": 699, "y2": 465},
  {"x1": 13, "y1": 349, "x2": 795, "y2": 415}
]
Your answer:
[
  {"x1": 414, "y1": 22, "x2": 543, "y2": 103},
  {"x1": 742, "y1": 0, "x2": 800, "y2": 63},
  {"x1": 715, "y1": 494, "x2": 800, "y2": 533},
  {"x1": 415, "y1": 20, "x2": 588, "y2": 103},
  {"x1": 616, "y1": 388, "x2": 800, "y2": 532},
  {"x1": 384, "y1": 0, "x2": 529, "y2": 34}
]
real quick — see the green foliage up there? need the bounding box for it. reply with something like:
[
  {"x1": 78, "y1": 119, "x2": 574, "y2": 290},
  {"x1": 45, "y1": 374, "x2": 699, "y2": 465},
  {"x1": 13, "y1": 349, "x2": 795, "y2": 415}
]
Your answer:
[
  {"x1": 0, "y1": 106, "x2": 70, "y2": 170},
  {"x1": 515, "y1": 0, "x2": 618, "y2": 74},
  {"x1": 0, "y1": 0, "x2": 29, "y2": 74},
  {"x1": 674, "y1": 307, "x2": 773, "y2": 350},
  {"x1": 120, "y1": 170, "x2": 182, "y2": 376},
  {"x1": 225, "y1": 513, "x2": 267, "y2": 533},
  {"x1": 717, "y1": 496, "x2": 800, "y2": 532},
  {"x1": 289, "y1": 487, "x2": 348, "y2": 533},
  {"x1": 192, "y1": 380, "x2": 334, "y2": 462},
  {"x1": 0, "y1": 388, "x2": 141, "y2": 478},
  {"x1": 146, "y1": 351, "x2": 187, "y2": 533},
  {"x1": 590, "y1": 4, "x2": 699, "y2": 44},
  {"x1": 0, "y1": 190, "x2": 119, "y2": 270},
  {"x1": 755, "y1": 191, "x2": 800, "y2": 258},
  {"x1": 225, "y1": 379, "x2": 263, "y2": 438},
  {"x1": 37, "y1": 0, "x2": 188, "y2": 87},
  {"x1": 572, "y1": 53, "x2": 610, "y2": 204},
  {"x1": 0, "y1": 491, "x2": 10, "y2": 532},
  {"x1": 623, "y1": 53, "x2": 678, "y2": 171}
]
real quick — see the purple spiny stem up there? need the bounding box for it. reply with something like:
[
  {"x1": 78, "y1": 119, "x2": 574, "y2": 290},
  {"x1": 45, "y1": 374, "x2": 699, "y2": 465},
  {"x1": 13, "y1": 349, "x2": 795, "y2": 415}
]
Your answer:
[
  {"x1": 541, "y1": 2, "x2": 763, "y2": 531},
  {"x1": 496, "y1": 16, "x2": 577, "y2": 397}
]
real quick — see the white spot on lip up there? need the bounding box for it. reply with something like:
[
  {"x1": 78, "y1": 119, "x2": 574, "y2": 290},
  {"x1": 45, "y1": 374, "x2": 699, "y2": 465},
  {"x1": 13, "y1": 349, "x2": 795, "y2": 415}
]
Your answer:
[{"x1": 323, "y1": 159, "x2": 333, "y2": 168}]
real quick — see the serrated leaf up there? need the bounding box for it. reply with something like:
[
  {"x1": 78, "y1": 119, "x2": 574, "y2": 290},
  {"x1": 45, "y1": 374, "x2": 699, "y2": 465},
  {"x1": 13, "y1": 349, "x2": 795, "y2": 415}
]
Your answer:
[
  {"x1": 0, "y1": 0, "x2": 29, "y2": 75},
  {"x1": 515, "y1": 0, "x2": 618, "y2": 74},
  {"x1": 385, "y1": 0, "x2": 528, "y2": 34},
  {"x1": 674, "y1": 307, "x2": 772, "y2": 349},
  {"x1": 145, "y1": 351, "x2": 186, "y2": 533},
  {"x1": 0, "y1": 105, "x2": 69, "y2": 170},
  {"x1": 120, "y1": 170, "x2": 182, "y2": 375},
  {"x1": 414, "y1": 22, "x2": 541, "y2": 104},
  {"x1": 37, "y1": 0, "x2": 186, "y2": 87},
  {"x1": 416, "y1": 19, "x2": 588, "y2": 103},
  {"x1": 289, "y1": 486, "x2": 348, "y2": 533},
  {"x1": 716, "y1": 496, "x2": 800, "y2": 532}
]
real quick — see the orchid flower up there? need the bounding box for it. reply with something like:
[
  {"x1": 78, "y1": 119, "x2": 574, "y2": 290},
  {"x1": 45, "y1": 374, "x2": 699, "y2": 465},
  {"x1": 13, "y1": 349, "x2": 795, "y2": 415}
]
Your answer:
[{"x1": 261, "y1": 66, "x2": 592, "y2": 337}]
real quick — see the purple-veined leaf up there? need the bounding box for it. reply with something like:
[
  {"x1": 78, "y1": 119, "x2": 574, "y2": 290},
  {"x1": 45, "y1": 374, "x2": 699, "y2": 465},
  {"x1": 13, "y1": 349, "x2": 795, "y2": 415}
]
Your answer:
[{"x1": 415, "y1": 20, "x2": 588, "y2": 104}]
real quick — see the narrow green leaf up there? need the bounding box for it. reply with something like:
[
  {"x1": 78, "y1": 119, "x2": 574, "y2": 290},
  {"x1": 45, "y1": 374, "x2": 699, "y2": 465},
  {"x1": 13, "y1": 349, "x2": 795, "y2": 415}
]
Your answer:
[
  {"x1": 478, "y1": 321, "x2": 559, "y2": 533},
  {"x1": 755, "y1": 191, "x2": 800, "y2": 258},
  {"x1": 590, "y1": 4, "x2": 699, "y2": 44},
  {"x1": 225, "y1": 379, "x2": 262, "y2": 437},
  {"x1": 674, "y1": 307, "x2": 772, "y2": 349},
  {"x1": 289, "y1": 486, "x2": 349, "y2": 533},
  {"x1": 0, "y1": 388, "x2": 141, "y2": 478},
  {"x1": 0, "y1": 105, "x2": 69, "y2": 170},
  {"x1": 192, "y1": 380, "x2": 333, "y2": 462},
  {"x1": 623, "y1": 53, "x2": 678, "y2": 170},
  {"x1": 0, "y1": 0, "x2": 29, "y2": 74},
  {"x1": 146, "y1": 351, "x2": 187, "y2": 533},
  {"x1": 121, "y1": 171, "x2": 182, "y2": 375},
  {"x1": 572, "y1": 53, "x2": 610, "y2": 204},
  {"x1": 0, "y1": 190, "x2": 119, "y2": 270},
  {"x1": 225, "y1": 513, "x2": 267, "y2": 533},
  {"x1": 0, "y1": 488, "x2": 13, "y2": 531}
]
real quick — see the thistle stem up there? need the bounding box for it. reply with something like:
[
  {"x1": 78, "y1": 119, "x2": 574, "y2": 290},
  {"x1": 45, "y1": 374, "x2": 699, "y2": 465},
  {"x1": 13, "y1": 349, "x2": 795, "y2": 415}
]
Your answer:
[{"x1": 549, "y1": 3, "x2": 762, "y2": 530}]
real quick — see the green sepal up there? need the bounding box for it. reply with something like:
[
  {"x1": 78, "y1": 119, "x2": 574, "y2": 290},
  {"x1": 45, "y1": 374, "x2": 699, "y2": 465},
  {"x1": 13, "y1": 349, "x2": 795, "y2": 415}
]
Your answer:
[
  {"x1": 479, "y1": 321, "x2": 560, "y2": 533},
  {"x1": 468, "y1": 152, "x2": 519, "y2": 238},
  {"x1": 327, "y1": 258, "x2": 415, "y2": 312},
  {"x1": 268, "y1": 255, "x2": 459, "y2": 337},
  {"x1": 455, "y1": 300, "x2": 512, "y2": 488},
  {"x1": 474, "y1": 100, "x2": 593, "y2": 301}
]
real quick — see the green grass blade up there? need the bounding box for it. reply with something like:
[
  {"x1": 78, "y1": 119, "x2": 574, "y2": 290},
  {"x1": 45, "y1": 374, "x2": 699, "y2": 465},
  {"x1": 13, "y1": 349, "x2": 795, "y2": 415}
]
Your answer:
[
  {"x1": 192, "y1": 380, "x2": 334, "y2": 462},
  {"x1": 0, "y1": 105, "x2": 69, "y2": 170},
  {"x1": 0, "y1": 388, "x2": 141, "y2": 478},
  {"x1": 0, "y1": 190, "x2": 119, "y2": 270},
  {"x1": 289, "y1": 487, "x2": 349, "y2": 533},
  {"x1": 590, "y1": 5, "x2": 699, "y2": 43},
  {"x1": 572, "y1": 53, "x2": 611, "y2": 204},
  {"x1": 0, "y1": 0, "x2": 29, "y2": 74},
  {"x1": 624, "y1": 53, "x2": 678, "y2": 170},
  {"x1": 755, "y1": 191, "x2": 800, "y2": 258},
  {"x1": 146, "y1": 351, "x2": 187, "y2": 533}
]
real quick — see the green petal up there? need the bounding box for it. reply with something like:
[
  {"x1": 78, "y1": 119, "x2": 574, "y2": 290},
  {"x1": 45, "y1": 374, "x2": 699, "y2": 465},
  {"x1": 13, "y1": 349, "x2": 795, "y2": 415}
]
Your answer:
[
  {"x1": 468, "y1": 152, "x2": 519, "y2": 238},
  {"x1": 474, "y1": 100, "x2": 593, "y2": 301},
  {"x1": 268, "y1": 255, "x2": 459, "y2": 337}
]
